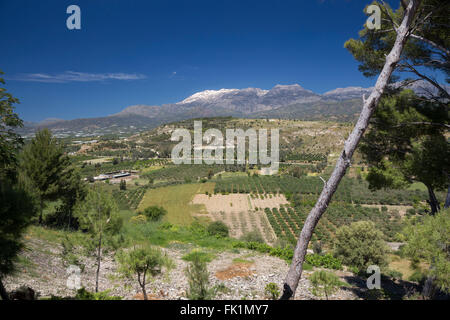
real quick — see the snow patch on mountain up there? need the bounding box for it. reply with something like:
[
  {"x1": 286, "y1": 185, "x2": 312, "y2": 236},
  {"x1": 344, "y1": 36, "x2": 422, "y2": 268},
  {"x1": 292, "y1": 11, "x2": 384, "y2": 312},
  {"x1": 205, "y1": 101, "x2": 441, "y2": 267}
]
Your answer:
[{"x1": 179, "y1": 89, "x2": 241, "y2": 104}]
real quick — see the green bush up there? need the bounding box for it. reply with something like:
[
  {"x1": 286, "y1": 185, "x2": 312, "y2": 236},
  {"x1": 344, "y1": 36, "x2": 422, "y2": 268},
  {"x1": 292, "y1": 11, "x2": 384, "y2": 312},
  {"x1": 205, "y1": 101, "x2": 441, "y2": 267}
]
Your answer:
[
  {"x1": 264, "y1": 282, "x2": 280, "y2": 300},
  {"x1": 141, "y1": 206, "x2": 167, "y2": 221},
  {"x1": 333, "y1": 221, "x2": 389, "y2": 272},
  {"x1": 232, "y1": 241, "x2": 294, "y2": 263},
  {"x1": 401, "y1": 209, "x2": 450, "y2": 294},
  {"x1": 207, "y1": 221, "x2": 229, "y2": 238},
  {"x1": 305, "y1": 254, "x2": 342, "y2": 270}
]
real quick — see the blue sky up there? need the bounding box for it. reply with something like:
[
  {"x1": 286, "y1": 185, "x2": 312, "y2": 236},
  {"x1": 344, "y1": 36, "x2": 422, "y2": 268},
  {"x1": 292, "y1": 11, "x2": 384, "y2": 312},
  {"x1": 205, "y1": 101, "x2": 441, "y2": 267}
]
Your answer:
[{"x1": 1, "y1": 0, "x2": 400, "y2": 122}]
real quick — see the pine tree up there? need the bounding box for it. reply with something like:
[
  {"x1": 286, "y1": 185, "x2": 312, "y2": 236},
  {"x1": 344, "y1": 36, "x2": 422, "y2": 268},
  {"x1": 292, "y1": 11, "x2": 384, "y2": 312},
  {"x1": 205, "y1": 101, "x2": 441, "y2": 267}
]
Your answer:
[
  {"x1": 0, "y1": 71, "x2": 36, "y2": 300},
  {"x1": 74, "y1": 186, "x2": 122, "y2": 292},
  {"x1": 117, "y1": 245, "x2": 173, "y2": 300},
  {"x1": 20, "y1": 128, "x2": 71, "y2": 224},
  {"x1": 360, "y1": 90, "x2": 449, "y2": 214}
]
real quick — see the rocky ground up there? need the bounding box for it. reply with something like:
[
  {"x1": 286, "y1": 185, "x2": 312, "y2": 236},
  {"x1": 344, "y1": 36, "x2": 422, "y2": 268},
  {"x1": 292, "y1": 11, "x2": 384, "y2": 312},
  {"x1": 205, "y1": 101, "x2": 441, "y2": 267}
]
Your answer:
[{"x1": 4, "y1": 237, "x2": 361, "y2": 300}]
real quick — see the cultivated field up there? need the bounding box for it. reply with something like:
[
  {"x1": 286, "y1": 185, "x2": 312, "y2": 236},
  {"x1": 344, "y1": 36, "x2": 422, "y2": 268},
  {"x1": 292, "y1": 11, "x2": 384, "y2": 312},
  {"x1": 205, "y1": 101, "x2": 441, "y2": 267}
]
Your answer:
[
  {"x1": 137, "y1": 182, "x2": 215, "y2": 225},
  {"x1": 191, "y1": 193, "x2": 288, "y2": 243}
]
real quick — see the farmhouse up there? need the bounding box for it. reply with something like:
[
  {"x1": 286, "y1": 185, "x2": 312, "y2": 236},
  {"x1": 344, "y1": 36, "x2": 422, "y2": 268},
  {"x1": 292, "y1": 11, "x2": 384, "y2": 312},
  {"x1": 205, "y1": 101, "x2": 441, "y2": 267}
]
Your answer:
[{"x1": 93, "y1": 171, "x2": 132, "y2": 181}]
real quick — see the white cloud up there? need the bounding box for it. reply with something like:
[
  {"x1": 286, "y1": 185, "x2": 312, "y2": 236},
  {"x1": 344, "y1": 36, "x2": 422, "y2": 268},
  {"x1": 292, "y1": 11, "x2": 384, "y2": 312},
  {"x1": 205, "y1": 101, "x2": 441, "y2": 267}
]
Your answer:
[{"x1": 9, "y1": 71, "x2": 147, "y2": 83}]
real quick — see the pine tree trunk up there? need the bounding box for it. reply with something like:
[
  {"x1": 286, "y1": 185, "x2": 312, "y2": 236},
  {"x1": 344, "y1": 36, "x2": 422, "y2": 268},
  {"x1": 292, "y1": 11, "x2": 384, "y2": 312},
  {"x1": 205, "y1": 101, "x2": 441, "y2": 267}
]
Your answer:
[
  {"x1": 0, "y1": 278, "x2": 9, "y2": 300},
  {"x1": 142, "y1": 272, "x2": 148, "y2": 300},
  {"x1": 280, "y1": 0, "x2": 422, "y2": 300},
  {"x1": 95, "y1": 233, "x2": 102, "y2": 293},
  {"x1": 426, "y1": 184, "x2": 440, "y2": 215},
  {"x1": 138, "y1": 272, "x2": 148, "y2": 300},
  {"x1": 38, "y1": 199, "x2": 44, "y2": 225}
]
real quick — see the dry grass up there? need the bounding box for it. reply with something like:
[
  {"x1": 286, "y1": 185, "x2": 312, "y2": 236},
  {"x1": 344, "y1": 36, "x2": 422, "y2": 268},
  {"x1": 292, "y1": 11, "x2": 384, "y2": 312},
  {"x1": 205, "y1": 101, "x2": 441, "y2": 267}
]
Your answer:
[{"x1": 388, "y1": 254, "x2": 428, "y2": 280}]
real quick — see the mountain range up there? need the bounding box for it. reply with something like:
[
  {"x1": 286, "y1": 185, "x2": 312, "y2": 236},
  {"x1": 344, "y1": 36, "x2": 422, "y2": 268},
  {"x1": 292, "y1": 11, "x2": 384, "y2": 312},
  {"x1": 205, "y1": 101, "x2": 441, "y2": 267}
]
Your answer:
[{"x1": 20, "y1": 80, "x2": 448, "y2": 137}]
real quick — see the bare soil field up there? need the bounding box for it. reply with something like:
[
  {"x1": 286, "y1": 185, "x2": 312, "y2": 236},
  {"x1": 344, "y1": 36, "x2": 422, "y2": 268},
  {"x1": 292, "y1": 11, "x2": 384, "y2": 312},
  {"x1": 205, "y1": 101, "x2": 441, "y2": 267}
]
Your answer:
[{"x1": 191, "y1": 194, "x2": 288, "y2": 244}]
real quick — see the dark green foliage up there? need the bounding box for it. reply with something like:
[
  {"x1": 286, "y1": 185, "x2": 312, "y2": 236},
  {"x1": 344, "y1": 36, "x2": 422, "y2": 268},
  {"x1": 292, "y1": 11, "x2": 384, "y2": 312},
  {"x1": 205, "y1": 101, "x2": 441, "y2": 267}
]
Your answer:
[
  {"x1": 345, "y1": 1, "x2": 449, "y2": 86},
  {"x1": 141, "y1": 206, "x2": 167, "y2": 222},
  {"x1": 0, "y1": 72, "x2": 37, "y2": 300},
  {"x1": 207, "y1": 221, "x2": 229, "y2": 238},
  {"x1": 20, "y1": 128, "x2": 86, "y2": 225},
  {"x1": 232, "y1": 241, "x2": 294, "y2": 263},
  {"x1": 345, "y1": 1, "x2": 450, "y2": 214},
  {"x1": 360, "y1": 90, "x2": 449, "y2": 214},
  {"x1": 0, "y1": 70, "x2": 23, "y2": 179},
  {"x1": 305, "y1": 254, "x2": 342, "y2": 270},
  {"x1": 401, "y1": 209, "x2": 450, "y2": 294},
  {"x1": 334, "y1": 221, "x2": 389, "y2": 272},
  {"x1": 0, "y1": 181, "x2": 36, "y2": 277},
  {"x1": 119, "y1": 179, "x2": 126, "y2": 190}
]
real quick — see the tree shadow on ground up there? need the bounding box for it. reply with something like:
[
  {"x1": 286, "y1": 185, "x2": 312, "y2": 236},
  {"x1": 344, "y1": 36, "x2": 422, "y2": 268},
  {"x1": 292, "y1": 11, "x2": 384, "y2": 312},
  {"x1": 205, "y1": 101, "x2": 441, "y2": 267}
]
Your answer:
[{"x1": 342, "y1": 274, "x2": 421, "y2": 300}]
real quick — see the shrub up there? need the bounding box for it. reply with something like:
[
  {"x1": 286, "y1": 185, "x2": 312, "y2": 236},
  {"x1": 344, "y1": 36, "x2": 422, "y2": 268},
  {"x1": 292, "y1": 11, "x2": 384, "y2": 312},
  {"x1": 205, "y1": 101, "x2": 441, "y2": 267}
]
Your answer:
[
  {"x1": 305, "y1": 254, "x2": 342, "y2": 270},
  {"x1": 141, "y1": 206, "x2": 167, "y2": 221},
  {"x1": 264, "y1": 282, "x2": 280, "y2": 300},
  {"x1": 333, "y1": 221, "x2": 389, "y2": 272},
  {"x1": 401, "y1": 209, "x2": 450, "y2": 294},
  {"x1": 240, "y1": 231, "x2": 265, "y2": 243},
  {"x1": 232, "y1": 241, "x2": 293, "y2": 262},
  {"x1": 185, "y1": 254, "x2": 214, "y2": 300},
  {"x1": 309, "y1": 270, "x2": 347, "y2": 300},
  {"x1": 207, "y1": 221, "x2": 229, "y2": 238},
  {"x1": 119, "y1": 179, "x2": 126, "y2": 190}
]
